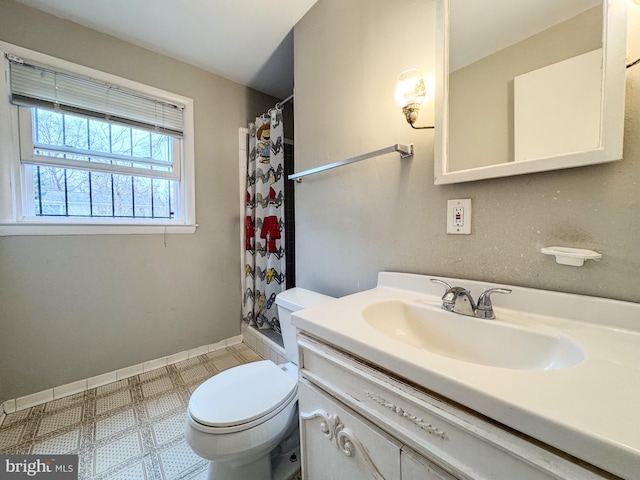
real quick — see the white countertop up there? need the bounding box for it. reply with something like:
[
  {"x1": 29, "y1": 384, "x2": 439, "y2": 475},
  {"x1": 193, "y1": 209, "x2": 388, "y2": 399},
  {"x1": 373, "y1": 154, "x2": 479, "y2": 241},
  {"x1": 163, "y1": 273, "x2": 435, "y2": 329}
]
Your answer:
[{"x1": 291, "y1": 272, "x2": 640, "y2": 480}]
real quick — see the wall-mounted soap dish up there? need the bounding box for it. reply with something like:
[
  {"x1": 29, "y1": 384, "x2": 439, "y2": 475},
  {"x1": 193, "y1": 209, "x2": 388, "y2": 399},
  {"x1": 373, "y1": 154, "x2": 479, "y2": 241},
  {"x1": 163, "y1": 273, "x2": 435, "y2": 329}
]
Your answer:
[{"x1": 541, "y1": 246, "x2": 602, "y2": 267}]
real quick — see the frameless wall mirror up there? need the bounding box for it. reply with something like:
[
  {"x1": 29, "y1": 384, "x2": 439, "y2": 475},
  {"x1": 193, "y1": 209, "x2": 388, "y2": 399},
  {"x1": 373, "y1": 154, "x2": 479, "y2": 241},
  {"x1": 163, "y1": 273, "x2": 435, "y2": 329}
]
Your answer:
[{"x1": 434, "y1": 0, "x2": 628, "y2": 184}]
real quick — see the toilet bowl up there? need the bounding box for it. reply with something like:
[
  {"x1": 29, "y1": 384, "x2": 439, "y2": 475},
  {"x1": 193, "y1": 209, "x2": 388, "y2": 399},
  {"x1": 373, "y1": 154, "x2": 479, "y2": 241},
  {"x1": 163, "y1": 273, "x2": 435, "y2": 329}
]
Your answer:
[{"x1": 185, "y1": 288, "x2": 334, "y2": 480}]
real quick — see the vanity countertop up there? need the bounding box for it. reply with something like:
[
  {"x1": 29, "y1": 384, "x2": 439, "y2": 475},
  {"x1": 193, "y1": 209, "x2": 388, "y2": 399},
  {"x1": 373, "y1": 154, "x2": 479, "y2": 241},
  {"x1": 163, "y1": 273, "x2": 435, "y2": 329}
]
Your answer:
[{"x1": 291, "y1": 272, "x2": 640, "y2": 480}]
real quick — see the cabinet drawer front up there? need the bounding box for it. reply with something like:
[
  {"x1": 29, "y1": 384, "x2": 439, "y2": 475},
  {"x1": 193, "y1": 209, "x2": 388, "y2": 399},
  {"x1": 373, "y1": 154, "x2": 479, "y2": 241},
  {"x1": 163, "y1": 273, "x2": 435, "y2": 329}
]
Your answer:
[
  {"x1": 401, "y1": 446, "x2": 458, "y2": 480},
  {"x1": 298, "y1": 334, "x2": 608, "y2": 480},
  {"x1": 298, "y1": 379, "x2": 402, "y2": 480}
]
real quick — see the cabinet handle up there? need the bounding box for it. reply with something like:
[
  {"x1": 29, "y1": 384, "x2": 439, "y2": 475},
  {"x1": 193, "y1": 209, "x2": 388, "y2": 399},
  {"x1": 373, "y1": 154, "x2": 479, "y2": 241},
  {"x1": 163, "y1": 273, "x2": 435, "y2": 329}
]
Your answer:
[{"x1": 301, "y1": 409, "x2": 386, "y2": 480}]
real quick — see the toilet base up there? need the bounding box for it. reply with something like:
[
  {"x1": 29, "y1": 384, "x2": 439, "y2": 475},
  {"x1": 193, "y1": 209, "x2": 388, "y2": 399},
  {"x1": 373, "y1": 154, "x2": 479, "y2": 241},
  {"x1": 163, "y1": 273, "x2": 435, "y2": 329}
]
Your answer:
[
  {"x1": 271, "y1": 427, "x2": 301, "y2": 480},
  {"x1": 204, "y1": 425, "x2": 300, "y2": 480},
  {"x1": 206, "y1": 454, "x2": 271, "y2": 480},
  {"x1": 204, "y1": 445, "x2": 300, "y2": 480}
]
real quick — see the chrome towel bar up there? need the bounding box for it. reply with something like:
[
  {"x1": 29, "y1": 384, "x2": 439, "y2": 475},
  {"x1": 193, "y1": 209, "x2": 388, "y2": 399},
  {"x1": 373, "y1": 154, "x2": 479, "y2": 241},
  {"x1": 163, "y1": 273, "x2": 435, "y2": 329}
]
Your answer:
[{"x1": 288, "y1": 143, "x2": 414, "y2": 182}]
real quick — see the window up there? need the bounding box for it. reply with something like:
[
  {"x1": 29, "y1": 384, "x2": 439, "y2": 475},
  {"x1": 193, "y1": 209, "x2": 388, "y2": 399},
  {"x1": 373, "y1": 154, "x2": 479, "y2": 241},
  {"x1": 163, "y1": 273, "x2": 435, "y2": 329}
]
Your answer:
[
  {"x1": 0, "y1": 42, "x2": 196, "y2": 235},
  {"x1": 22, "y1": 109, "x2": 178, "y2": 219}
]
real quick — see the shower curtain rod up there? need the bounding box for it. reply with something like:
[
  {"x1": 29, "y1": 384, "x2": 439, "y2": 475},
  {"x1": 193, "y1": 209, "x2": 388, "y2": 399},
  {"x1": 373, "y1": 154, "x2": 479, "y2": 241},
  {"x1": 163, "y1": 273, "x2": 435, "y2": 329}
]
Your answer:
[
  {"x1": 275, "y1": 93, "x2": 294, "y2": 109},
  {"x1": 262, "y1": 93, "x2": 293, "y2": 118}
]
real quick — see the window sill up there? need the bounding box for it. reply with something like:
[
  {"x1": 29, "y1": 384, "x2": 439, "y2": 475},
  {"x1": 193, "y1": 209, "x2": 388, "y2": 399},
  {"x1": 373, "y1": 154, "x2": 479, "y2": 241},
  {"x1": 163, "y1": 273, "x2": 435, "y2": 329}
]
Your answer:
[{"x1": 0, "y1": 222, "x2": 198, "y2": 236}]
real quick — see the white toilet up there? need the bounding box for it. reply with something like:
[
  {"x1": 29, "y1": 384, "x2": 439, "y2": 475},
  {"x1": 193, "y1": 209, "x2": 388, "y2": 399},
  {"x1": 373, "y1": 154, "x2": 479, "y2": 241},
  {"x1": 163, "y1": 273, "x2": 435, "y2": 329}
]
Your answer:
[{"x1": 185, "y1": 288, "x2": 334, "y2": 480}]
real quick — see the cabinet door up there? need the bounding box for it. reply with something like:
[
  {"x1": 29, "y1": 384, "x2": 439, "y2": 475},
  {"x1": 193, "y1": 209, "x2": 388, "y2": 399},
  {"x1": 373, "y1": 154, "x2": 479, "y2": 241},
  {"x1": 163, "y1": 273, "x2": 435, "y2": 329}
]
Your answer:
[
  {"x1": 298, "y1": 379, "x2": 402, "y2": 480},
  {"x1": 401, "y1": 446, "x2": 459, "y2": 480}
]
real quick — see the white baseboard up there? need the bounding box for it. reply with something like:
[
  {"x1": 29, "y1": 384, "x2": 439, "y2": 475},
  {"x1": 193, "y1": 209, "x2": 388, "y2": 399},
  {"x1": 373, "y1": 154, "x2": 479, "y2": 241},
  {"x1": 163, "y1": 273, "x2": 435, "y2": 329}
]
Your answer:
[{"x1": 1, "y1": 334, "x2": 243, "y2": 416}]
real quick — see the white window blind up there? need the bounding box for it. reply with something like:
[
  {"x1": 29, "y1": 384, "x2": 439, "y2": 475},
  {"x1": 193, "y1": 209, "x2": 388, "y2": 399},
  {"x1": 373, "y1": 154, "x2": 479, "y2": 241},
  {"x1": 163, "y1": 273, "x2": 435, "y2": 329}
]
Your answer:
[{"x1": 7, "y1": 54, "x2": 184, "y2": 137}]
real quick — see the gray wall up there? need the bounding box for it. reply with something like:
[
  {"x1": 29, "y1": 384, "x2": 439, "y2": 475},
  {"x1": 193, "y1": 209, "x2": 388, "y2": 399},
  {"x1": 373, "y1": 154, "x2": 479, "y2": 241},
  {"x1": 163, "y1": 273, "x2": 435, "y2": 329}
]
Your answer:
[
  {"x1": 293, "y1": 0, "x2": 640, "y2": 304},
  {"x1": 0, "y1": 0, "x2": 277, "y2": 400}
]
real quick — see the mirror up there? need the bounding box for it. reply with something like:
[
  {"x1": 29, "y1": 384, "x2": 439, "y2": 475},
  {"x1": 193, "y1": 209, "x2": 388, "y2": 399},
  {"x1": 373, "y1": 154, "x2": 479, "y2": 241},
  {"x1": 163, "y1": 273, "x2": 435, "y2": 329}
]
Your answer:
[{"x1": 434, "y1": 0, "x2": 628, "y2": 184}]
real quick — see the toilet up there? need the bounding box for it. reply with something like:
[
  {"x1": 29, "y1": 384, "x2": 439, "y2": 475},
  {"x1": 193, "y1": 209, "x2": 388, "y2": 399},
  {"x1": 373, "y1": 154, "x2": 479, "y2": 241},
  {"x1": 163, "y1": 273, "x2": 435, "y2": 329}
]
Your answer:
[{"x1": 185, "y1": 288, "x2": 334, "y2": 480}]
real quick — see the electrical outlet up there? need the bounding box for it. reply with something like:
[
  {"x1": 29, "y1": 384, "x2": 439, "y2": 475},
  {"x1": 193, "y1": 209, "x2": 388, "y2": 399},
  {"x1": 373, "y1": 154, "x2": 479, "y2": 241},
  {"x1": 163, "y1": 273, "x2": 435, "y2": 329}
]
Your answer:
[
  {"x1": 453, "y1": 207, "x2": 464, "y2": 226},
  {"x1": 447, "y1": 199, "x2": 471, "y2": 234}
]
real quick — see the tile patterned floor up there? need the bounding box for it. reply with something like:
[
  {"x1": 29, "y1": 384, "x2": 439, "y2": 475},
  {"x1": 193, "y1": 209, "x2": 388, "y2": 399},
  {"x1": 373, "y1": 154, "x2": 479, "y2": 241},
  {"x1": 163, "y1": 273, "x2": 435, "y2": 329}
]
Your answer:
[{"x1": 0, "y1": 343, "x2": 263, "y2": 480}]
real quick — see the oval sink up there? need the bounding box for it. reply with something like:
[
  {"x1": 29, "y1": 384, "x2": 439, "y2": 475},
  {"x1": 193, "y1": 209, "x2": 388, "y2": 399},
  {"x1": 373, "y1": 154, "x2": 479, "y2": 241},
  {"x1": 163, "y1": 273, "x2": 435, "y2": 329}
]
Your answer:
[{"x1": 363, "y1": 300, "x2": 584, "y2": 370}]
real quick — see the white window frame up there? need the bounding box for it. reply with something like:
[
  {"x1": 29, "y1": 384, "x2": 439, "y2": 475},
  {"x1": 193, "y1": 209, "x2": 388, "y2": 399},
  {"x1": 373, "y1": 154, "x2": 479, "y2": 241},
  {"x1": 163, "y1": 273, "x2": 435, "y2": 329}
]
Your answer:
[{"x1": 0, "y1": 41, "x2": 197, "y2": 236}]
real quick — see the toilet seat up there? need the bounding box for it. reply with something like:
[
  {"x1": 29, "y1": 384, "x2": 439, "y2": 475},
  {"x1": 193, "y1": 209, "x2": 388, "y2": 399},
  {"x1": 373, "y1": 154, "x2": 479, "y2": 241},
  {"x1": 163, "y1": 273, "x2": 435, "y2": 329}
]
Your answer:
[{"x1": 188, "y1": 360, "x2": 297, "y2": 434}]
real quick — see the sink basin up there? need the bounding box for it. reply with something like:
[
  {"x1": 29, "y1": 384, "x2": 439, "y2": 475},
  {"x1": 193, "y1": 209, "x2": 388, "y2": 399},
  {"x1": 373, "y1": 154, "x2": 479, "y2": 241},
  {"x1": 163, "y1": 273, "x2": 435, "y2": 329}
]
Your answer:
[{"x1": 363, "y1": 300, "x2": 584, "y2": 370}]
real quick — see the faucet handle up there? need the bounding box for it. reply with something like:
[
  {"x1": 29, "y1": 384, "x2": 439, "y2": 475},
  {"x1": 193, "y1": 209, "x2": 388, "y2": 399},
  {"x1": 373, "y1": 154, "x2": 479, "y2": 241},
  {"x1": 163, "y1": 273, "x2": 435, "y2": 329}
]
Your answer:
[
  {"x1": 430, "y1": 279, "x2": 464, "y2": 312},
  {"x1": 430, "y1": 278, "x2": 452, "y2": 292},
  {"x1": 476, "y1": 288, "x2": 512, "y2": 319}
]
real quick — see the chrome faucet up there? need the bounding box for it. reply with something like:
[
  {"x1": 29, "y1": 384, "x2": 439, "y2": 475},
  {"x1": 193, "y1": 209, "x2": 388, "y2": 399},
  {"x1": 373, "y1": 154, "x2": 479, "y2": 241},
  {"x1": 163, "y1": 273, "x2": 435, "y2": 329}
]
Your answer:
[{"x1": 430, "y1": 279, "x2": 511, "y2": 320}]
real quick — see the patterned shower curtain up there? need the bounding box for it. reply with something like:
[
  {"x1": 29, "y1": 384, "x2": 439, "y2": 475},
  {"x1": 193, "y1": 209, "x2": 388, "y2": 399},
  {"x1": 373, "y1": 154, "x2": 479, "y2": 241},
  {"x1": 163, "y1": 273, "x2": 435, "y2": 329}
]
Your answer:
[{"x1": 242, "y1": 108, "x2": 286, "y2": 331}]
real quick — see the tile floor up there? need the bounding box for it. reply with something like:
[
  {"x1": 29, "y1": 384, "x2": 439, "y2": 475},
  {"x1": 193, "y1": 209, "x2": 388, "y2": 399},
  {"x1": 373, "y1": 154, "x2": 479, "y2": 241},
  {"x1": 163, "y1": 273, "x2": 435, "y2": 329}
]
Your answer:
[{"x1": 0, "y1": 343, "x2": 264, "y2": 480}]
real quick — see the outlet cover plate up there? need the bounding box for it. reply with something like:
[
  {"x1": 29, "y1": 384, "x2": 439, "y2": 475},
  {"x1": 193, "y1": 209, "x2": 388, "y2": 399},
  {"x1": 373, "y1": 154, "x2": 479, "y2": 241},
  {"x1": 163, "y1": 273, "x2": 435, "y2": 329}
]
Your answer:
[{"x1": 447, "y1": 199, "x2": 471, "y2": 234}]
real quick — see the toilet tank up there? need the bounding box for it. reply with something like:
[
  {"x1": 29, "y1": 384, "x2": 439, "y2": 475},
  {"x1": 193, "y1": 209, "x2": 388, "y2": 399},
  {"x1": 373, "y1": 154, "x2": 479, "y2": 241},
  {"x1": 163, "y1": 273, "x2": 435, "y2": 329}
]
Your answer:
[{"x1": 275, "y1": 288, "x2": 335, "y2": 365}]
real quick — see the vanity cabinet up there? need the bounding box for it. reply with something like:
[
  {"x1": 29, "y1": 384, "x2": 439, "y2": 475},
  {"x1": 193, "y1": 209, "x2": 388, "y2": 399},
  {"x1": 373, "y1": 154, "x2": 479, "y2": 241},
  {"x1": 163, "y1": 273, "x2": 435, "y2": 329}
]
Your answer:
[
  {"x1": 401, "y1": 447, "x2": 456, "y2": 480},
  {"x1": 299, "y1": 379, "x2": 455, "y2": 480},
  {"x1": 298, "y1": 380, "x2": 402, "y2": 479},
  {"x1": 296, "y1": 333, "x2": 611, "y2": 480}
]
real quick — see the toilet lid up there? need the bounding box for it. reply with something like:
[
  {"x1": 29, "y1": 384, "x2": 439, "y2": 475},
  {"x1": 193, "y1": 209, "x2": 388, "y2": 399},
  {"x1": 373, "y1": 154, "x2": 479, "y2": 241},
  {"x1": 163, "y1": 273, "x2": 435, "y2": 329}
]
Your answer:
[{"x1": 188, "y1": 360, "x2": 297, "y2": 428}]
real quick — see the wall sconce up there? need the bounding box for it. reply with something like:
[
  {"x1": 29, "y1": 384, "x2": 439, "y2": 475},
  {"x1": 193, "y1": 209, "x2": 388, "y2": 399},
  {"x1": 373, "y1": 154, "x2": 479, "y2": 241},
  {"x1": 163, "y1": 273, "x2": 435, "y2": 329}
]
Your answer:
[{"x1": 394, "y1": 69, "x2": 434, "y2": 129}]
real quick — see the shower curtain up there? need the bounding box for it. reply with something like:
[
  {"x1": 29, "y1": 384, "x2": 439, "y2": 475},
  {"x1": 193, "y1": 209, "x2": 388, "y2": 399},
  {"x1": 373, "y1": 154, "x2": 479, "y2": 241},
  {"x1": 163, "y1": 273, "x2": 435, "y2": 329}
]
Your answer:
[{"x1": 242, "y1": 108, "x2": 286, "y2": 331}]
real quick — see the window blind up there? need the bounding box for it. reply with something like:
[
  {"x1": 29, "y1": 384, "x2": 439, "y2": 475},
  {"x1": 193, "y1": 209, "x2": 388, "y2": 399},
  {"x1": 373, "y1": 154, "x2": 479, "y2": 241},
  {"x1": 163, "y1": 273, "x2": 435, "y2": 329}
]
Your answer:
[{"x1": 7, "y1": 55, "x2": 184, "y2": 137}]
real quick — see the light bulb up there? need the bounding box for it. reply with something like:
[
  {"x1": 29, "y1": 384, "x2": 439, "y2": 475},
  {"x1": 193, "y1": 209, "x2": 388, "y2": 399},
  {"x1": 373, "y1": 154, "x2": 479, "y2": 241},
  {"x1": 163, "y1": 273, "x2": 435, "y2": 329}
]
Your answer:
[{"x1": 394, "y1": 69, "x2": 426, "y2": 108}]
